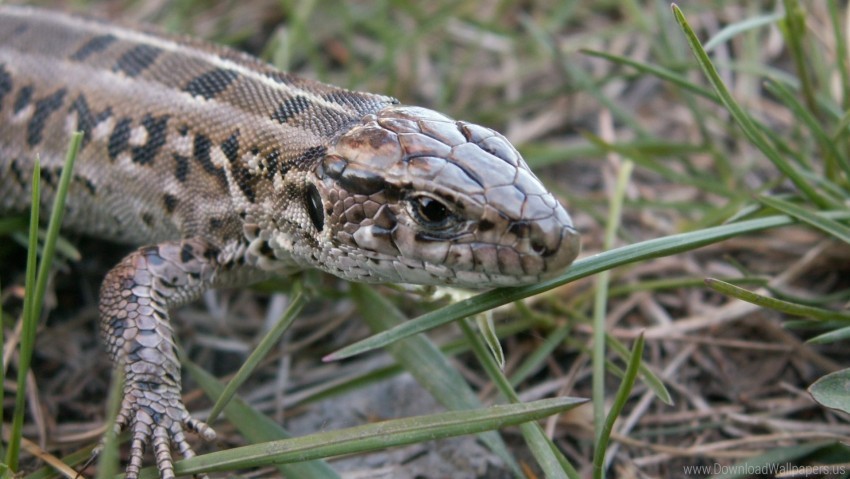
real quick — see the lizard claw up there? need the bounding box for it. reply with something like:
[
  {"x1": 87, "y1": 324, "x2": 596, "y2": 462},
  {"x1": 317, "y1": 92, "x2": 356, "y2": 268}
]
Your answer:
[{"x1": 100, "y1": 381, "x2": 216, "y2": 479}]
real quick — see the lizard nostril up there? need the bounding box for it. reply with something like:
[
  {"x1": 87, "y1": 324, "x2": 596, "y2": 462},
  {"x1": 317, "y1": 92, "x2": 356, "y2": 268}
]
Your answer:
[{"x1": 530, "y1": 239, "x2": 548, "y2": 256}]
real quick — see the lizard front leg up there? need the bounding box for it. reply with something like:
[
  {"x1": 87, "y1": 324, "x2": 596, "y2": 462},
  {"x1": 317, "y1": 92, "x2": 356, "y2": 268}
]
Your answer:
[{"x1": 98, "y1": 238, "x2": 220, "y2": 479}]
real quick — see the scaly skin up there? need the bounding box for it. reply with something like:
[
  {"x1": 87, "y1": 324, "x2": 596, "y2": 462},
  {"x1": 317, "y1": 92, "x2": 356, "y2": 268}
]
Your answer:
[{"x1": 0, "y1": 5, "x2": 580, "y2": 478}]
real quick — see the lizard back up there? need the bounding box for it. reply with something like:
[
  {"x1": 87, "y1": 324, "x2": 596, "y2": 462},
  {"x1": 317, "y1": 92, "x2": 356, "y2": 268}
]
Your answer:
[{"x1": 0, "y1": 5, "x2": 396, "y2": 246}]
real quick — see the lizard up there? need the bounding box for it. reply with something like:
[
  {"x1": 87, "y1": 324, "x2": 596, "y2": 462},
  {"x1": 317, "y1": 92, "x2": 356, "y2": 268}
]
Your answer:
[{"x1": 0, "y1": 5, "x2": 581, "y2": 478}]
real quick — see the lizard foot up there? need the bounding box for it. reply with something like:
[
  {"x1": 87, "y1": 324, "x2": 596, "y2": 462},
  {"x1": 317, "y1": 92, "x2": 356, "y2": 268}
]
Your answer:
[{"x1": 101, "y1": 381, "x2": 216, "y2": 479}]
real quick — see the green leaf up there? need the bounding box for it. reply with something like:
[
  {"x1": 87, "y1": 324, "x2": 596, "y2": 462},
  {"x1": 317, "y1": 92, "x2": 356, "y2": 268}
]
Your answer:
[{"x1": 809, "y1": 369, "x2": 850, "y2": 414}]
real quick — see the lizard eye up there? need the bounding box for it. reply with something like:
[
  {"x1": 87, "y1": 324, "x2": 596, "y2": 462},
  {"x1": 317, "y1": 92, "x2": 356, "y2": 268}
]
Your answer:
[
  {"x1": 410, "y1": 194, "x2": 454, "y2": 229},
  {"x1": 306, "y1": 183, "x2": 324, "y2": 232}
]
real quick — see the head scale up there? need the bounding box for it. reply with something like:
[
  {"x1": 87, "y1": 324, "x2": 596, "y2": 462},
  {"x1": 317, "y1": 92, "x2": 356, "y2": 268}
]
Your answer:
[{"x1": 253, "y1": 105, "x2": 580, "y2": 288}]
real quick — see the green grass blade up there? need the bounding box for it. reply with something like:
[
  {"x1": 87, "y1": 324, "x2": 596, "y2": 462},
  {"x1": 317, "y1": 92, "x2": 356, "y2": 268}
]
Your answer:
[
  {"x1": 458, "y1": 318, "x2": 579, "y2": 479},
  {"x1": 780, "y1": 0, "x2": 818, "y2": 116},
  {"x1": 32, "y1": 132, "x2": 82, "y2": 323},
  {"x1": 327, "y1": 212, "x2": 850, "y2": 361},
  {"x1": 828, "y1": 0, "x2": 850, "y2": 110},
  {"x1": 671, "y1": 4, "x2": 833, "y2": 208},
  {"x1": 206, "y1": 283, "x2": 306, "y2": 423},
  {"x1": 705, "y1": 278, "x2": 850, "y2": 323},
  {"x1": 137, "y1": 396, "x2": 587, "y2": 478},
  {"x1": 702, "y1": 11, "x2": 784, "y2": 52},
  {"x1": 475, "y1": 311, "x2": 504, "y2": 369},
  {"x1": 7, "y1": 133, "x2": 82, "y2": 472},
  {"x1": 580, "y1": 49, "x2": 719, "y2": 102},
  {"x1": 593, "y1": 160, "x2": 632, "y2": 445},
  {"x1": 351, "y1": 283, "x2": 521, "y2": 475},
  {"x1": 6, "y1": 158, "x2": 40, "y2": 471},
  {"x1": 807, "y1": 325, "x2": 850, "y2": 345},
  {"x1": 94, "y1": 368, "x2": 124, "y2": 479},
  {"x1": 187, "y1": 362, "x2": 341, "y2": 479},
  {"x1": 508, "y1": 322, "x2": 572, "y2": 387},
  {"x1": 592, "y1": 333, "x2": 644, "y2": 479},
  {"x1": 763, "y1": 78, "x2": 850, "y2": 181},
  {"x1": 604, "y1": 335, "x2": 672, "y2": 405},
  {"x1": 757, "y1": 195, "x2": 850, "y2": 244}
]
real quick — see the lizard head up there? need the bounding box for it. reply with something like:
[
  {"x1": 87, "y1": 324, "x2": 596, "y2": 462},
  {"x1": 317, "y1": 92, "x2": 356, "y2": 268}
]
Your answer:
[{"x1": 293, "y1": 105, "x2": 580, "y2": 288}]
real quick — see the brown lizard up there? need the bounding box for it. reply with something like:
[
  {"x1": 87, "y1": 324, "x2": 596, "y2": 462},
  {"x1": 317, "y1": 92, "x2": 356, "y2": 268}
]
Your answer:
[{"x1": 0, "y1": 5, "x2": 580, "y2": 478}]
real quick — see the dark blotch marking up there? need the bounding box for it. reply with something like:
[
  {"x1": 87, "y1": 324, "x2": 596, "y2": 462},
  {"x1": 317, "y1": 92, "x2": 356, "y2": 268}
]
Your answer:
[
  {"x1": 208, "y1": 217, "x2": 223, "y2": 230},
  {"x1": 163, "y1": 193, "x2": 178, "y2": 213},
  {"x1": 13, "y1": 85, "x2": 33, "y2": 113},
  {"x1": 141, "y1": 213, "x2": 154, "y2": 228},
  {"x1": 271, "y1": 95, "x2": 310, "y2": 124},
  {"x1": 258, "y1": 240, "x2": 274, "y2": 257},
  {"x1": 69, "y1": 94, "x2": 112, "y2": 148},
  {"x1": 10, "y1": 159, "x2": 25, "y2": 186},
  {"x1": 108, "y1": 117, "x2": 132, "y2": 160},
  {"x1": 173, "y1": 154, "x2": 189, "y2": 182},
  {"x1": 193, "y1": 134, "x2": 227, "y2": 188},
  {"x1": 184, "y1": 68, "x2": 239, "y2": 100},
  {"x1": 131, "y1": 114, "x2": 169, "y2": 165},
  {"x1": 265, "y1": 149, "x2": 280, "y2": 179},
  {"x1": 70, "y1": 34, "x2": 117, "y2": 61},
  {"x1": 0, "y1": 64, "x2": 12, "y2": 109},
  {"x1": 180, "y1": 244, "x2": 194, "y2": 263},
  {"x1": 114, "y1": 44, "x2": 162, "y2": 77},
  {"x1": 41, "y1": 168, "x2": 55, "y2": 186},
  {"x1": 220, "y1": 132, "x2": 240, "y2": 164},
  {"x1": 76, "y1": 174, "x2": 97, "y2": 195},
  {"x1": 27, "y1": 88, "x2": 67, "y2": 146},
  {"x1": 203, "y1": 246, "x2": 220, "y2": 261},
  {"x1": 233, "y1": 166, "x2": 256, "y2": 202},
  {"x1": 178, "y1": 124, "x2": 189, "y2": 136}
]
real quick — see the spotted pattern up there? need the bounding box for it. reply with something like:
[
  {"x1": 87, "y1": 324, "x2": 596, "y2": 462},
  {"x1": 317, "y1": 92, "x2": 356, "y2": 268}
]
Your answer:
[
  {"x1": 27, "y1": 88, "x2": 66, "y2": 146},
  {"x1": 131, "y1": 113, "x2": 169, "y2": 165},
  {"x1": 69, "y1": 94, "x2": 112, "y2": 147},
  {"x1": 70, "y1": 33, "x2": 117, "y2": 61},
  {"x1": 114, "y1": 44, "x2": 162, "y2": 77},
  {"x1": 184, "y1": 68, "x2": 238, "y2": 100}
]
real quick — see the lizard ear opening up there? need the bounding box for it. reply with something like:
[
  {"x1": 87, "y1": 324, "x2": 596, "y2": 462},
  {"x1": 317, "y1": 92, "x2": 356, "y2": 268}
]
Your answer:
[{"x1": 306, "y1": 183, "x2": 324, "y2": 232}]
